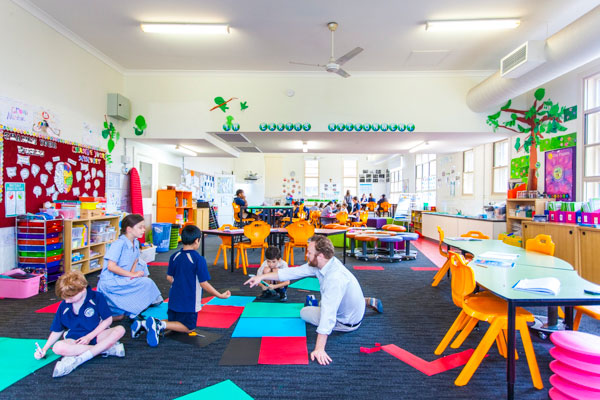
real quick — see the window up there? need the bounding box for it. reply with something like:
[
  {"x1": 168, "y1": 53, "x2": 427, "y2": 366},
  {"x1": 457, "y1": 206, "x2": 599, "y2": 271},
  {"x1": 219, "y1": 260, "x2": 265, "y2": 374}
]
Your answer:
[
  {"x1": 462, "y1": 150, "x2": 474, "y2": 195},
  {"x1": 415, "y1": 153, "x2": 436, "y2": 207},
  {"x1": 492, "y1": 140, "x2": 509, "y2": 194},
  {"x1": 304, "y1": 159, "x2": 319, "y2": 197},
  {"x1": 343, "y1": 160, "x2": 357, "y2": 198},
  {"x1": 389, "y1": 163, "x2": 403, "y2": 204},
  {"x1": 584, "y1": 72, "x2": 600, "y2": 202}
]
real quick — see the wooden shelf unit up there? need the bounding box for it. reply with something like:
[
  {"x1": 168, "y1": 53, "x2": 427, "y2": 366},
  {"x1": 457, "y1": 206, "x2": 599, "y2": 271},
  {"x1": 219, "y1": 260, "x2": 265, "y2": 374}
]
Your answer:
[
  {"x1": 63, "y1": 215, "x2": 120, "y2": 276},
  {"x1": 411, "y1": 210, "x2": 431, "y2": 233},
  {"x1": 506, "y1": 198, "x2": 548, "y2": 234},
  {"x1": 156, "y1": 190, "x2": 195, "y2": 225}
]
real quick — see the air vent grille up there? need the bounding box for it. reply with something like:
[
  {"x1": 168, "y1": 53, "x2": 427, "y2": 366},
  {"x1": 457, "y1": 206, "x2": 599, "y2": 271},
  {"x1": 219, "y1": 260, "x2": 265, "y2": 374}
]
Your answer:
[
  {"x1": 214, "y1": 133, "x2": 250, "y2": 143},
  {"x1": 236, "y1": 146, "x2": 262, "y2": 153}
]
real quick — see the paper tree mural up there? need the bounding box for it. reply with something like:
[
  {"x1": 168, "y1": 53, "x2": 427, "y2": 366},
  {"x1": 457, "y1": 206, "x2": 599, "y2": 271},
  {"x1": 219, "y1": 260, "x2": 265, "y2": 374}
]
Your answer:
[
  {"x1": 102, "y1": 116, "x2": 120, "y2": 164},
  {"x1": 486, "y1": 88, "x2": 567, "y2": 191}
]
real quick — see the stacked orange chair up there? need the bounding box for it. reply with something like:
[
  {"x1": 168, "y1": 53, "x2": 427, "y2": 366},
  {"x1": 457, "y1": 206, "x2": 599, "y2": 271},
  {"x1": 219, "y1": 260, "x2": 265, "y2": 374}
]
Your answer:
[
  {"x1": 336, "y1": 211, "x2": 349, "y2": 225},
  {"x1": 284, "y1": 221, "x2": 315, "y2": 265},
  {"x1": 431, "y1": 226, "x2": 451, "y2": 287},
  {"x1": 377, "y1": 201, "x2": 390, "y2": 217},
  {"x1": 435, "y1": 253, "x2": 542, "y2": 389},
  {"x1": 213, "y1": 224, "x2": 235, "y2": 271},
  {"x1": 351, "y1": 211, "x2": 369, "y2": 227},
  {"x1": 235, "y1": 221, "x2": 270, "y2": 275},
  {"x1": 232, "y1": 203, "x2": 255, "y2": 227}
]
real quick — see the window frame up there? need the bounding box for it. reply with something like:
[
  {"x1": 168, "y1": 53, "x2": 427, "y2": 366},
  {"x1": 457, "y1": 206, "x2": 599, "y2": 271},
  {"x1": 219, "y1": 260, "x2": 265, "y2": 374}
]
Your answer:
[
  {"x1": 415, "y1": 153, "x2": 436, "y2": 206},
  {"x1": 462, "y1": 149, "x2": 474, "y2": 196},
  {"x1": 304, "y1": 159, "x2": 319, "y2": 198},
  {"x1": 492, "y1": 139, "x2": 509, "y2": 195},
  {"x1": 584, "y1": 71, "x2": 600, "y2": 202},
  {"x1": 342, "y1": 159, "x2": 357, "y2": 199}
]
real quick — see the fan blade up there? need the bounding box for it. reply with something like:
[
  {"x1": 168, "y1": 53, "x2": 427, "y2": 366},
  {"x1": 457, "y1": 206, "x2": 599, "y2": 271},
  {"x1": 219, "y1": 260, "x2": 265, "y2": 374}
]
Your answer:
[
  {"x1": 335, "y1": 68, "x2": 350, "y2": 78},
  {"x1": 289, "y1": 61, "x2": 325, "y2": 67},
  {"x1": 335, "y1": 47, "x2": 363, "y2": 65}
]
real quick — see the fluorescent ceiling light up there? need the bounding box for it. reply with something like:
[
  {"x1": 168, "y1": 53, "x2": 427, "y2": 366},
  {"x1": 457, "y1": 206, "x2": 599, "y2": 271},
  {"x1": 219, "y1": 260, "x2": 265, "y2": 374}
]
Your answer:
[
  {"x1": 409, "y1": 141, "x2": 430, "y2": 153},
  {"x1": 141, "y1": 23, "x2": 230, "y2": 35},
  {"x1": 302, "y1": 142, "x2": 308, "y2": 153},
  {"x1": 425, "y1": 19, "x2": 520, "y2": 32},
  {"x1": 175, "y1": 145, "x2": 198, "y2": 156}
]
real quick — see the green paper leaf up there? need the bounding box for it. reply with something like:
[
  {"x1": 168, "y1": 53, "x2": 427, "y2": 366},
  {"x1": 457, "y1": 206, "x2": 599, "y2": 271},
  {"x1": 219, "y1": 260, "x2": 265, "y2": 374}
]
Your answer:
[
  {"x1": 517, "y1": 124, "x2": 529, "y2": 133},
  {"x1": 101, "y1": 129, "x2": 110, "y2": 139},
  {"x1": 514, "y1": 138, "x2": 521, "y2": 151},
  {"x1": 511, "y1": 113, "x2": 517, "y2": 121},
  {"x1": 116, "y1": 130, "x2": 120, "y2": 141},
  {"x1": 487, "y1": 111, "x2": 501, "y2": 120},
  {"x1": 534, "y1": 88, "x2": 545, "y2": 101},
  {"x1": 103, "y1": 121, "x2": 109, "y2": 129},
  {"x1": 107, "y1": 138, "x2": 115, "y2": 153},
  {"x1": 557, "y1": 124, "x2": 567, "y2": 131},
  {"x1": 525, "y1": 106, "x2": 536, "y2": 119},
  {"x1": 550, "y1": 104, "x2": 559, "y2": 116},
  {"x1": 501, "y1": 99, "x2": 512, "y2": 110},
  {"x1": 134, "y1": 128, "x2": 144, "y2": 136},
  {"x1": 135, "y1": 115, "x2": 147, "y2": 130}
]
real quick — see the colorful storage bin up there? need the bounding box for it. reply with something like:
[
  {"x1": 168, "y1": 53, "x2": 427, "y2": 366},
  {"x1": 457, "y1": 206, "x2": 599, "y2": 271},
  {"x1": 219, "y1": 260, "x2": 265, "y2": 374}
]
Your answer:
[{"x1": 0, "y1": 269, "x2": 42, "y2": 299}]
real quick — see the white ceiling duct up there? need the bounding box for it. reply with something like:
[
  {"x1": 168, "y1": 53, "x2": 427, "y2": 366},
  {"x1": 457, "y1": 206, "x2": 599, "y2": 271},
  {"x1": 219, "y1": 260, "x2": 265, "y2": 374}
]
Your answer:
[{"x1": 466, "y1": 5, "x2": 600, "y2": 112}]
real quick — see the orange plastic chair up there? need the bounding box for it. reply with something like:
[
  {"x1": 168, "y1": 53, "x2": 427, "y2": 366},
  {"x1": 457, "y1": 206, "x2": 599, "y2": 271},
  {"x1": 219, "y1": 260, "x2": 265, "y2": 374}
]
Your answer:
[
  {"x1": 525, "y1": 234, "x2": 555, "y2": 256},
  {"x1": 232, "y1": 203, "x2": 255, "y2": 227},
  {"x1": 435, "y1": 253, "x2": 542, "y2": 389},
  {"x1": 235, "y1": 221, "x2": 270, "y2": 275},
  {"x1": 378, "y1": 201, "x2": 391, "y2": 217},
  {"x1": 351, "y1": 211, "x2": 369, "y2": 227},
  {"x1": 284, "y1": 221, "x2": 315, "y2": 265},
  {"x1": 213, "y1": 224, "x2": 235, "y2": 271},
  {"x1": 431, "y1": 226, "x2": 451, "y2": 287},
  {"x1": 336, "y1": 211, "x2": 349, "y2": 225},
  {"x1": 367, "y1": 202, "x2": 376, "y2": 212},
  {"x1": 309, "y1": 210, "x2": 322, "y2": 227},
  {"x1": 461, "y1": 231, "x2": 490, "y2": 240},
  {"x1": 382, "y1": 224, "x2": 406, "y2": 232},
  {"x1": 573, "y1": 306, "x2": 600, "y2": 330}
]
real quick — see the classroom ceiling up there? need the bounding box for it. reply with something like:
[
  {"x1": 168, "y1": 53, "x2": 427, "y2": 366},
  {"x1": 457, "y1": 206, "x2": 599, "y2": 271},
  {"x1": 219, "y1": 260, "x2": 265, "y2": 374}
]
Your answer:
[{"x1": 20, "y1": 0, "x2": 599, "y2": 72}]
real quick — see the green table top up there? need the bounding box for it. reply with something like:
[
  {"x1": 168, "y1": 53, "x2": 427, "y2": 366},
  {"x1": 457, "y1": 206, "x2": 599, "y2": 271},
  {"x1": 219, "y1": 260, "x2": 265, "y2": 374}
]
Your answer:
[
  {"x1": 445, "y1": 239, "x2": 600, "y2": 303},
  {"x1": 247, "y1": 205, "x2": 294, "y2": 209}
]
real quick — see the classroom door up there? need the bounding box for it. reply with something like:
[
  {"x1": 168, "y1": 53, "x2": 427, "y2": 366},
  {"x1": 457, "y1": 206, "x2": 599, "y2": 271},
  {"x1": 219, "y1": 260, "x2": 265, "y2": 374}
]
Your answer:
[{"x1": 135, "y1": 155, "x2": 158, "y2": 223}]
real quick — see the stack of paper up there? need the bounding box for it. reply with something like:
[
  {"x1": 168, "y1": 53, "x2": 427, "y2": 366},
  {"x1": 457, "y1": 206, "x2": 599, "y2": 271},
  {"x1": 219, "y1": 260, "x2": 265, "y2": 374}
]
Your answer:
[
  {"x1": 473, "y1": 251, "x2": 519, "y2": 268},
  {"x1": 512, "y1": 277, "x2": 561, "y2": 296}
]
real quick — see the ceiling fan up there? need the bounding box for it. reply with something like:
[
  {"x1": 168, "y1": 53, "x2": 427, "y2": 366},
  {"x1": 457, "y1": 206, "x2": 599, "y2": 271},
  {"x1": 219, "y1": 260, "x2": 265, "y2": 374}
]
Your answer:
[{"x1": 290, "y1": 22, "x2": 363, "y2": 78}]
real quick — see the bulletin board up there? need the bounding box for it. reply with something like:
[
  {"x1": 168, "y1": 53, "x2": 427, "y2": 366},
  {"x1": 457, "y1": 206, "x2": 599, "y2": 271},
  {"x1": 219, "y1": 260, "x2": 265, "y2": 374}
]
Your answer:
[{"x1": 0, "y1": 126, "x2": 106, "y2": 227}]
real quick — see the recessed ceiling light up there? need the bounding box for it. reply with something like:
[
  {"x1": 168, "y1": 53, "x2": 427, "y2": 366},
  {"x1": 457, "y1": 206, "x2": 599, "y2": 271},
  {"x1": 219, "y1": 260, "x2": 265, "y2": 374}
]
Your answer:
[
  {"x1": 175, "y1": 145, "x2": 198, "y2": 156},
  {"x1": 425, "y1": 19, "x2": 520, "y2": 32},
  {"x1": 141, "y1": 23, "x2": 230, "y2": 35}
]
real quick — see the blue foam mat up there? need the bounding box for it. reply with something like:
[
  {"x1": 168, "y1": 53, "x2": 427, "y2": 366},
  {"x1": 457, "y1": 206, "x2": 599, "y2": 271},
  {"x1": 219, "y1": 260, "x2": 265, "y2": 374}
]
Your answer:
[{"x1": 232, "y1": 317, "x2": 306, "y2": 338}]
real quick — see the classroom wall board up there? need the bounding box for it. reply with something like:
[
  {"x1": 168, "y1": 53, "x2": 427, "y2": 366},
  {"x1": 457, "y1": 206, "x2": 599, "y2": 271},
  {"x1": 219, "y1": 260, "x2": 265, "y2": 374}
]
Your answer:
[{"x1": 0, "y1": 126, "x2": 106, "y2": 227}]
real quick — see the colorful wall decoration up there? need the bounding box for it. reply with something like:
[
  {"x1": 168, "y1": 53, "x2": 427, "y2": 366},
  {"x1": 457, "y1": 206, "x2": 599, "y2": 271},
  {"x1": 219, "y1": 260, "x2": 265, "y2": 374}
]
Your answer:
[
  {"x1": 539, "y1": 132, "x2": 576, "y2": 152},
  {"x1": 0, "y1": 126, "x2": 106, "y2": 227},
  {"x1": 510, "y1": 155, "x2": 530, "y2": 182},
  {"x1": 260, "y1": 123, "x2": 311, "y2": 132},
  {"x1": 327, "y1": 123, "x2": 414, "y2": 132},
  {"x1": 545, "y1": 147, "x2": 575, "y2": 200}
]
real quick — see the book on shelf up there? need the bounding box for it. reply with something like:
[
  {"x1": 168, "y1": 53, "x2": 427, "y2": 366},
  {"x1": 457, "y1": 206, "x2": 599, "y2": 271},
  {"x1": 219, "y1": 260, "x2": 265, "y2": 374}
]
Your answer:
[
  {"x1": 472, "y1": 251, "x2": 519, "y2": 268},
  {"x1": 512, "y1": 277, "x2": 561, "y2": 296}
]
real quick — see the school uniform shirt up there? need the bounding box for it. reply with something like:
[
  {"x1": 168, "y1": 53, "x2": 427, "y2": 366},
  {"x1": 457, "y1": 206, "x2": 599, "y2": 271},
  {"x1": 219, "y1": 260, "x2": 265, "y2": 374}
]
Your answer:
[
  {"x1": 322, "y1": 206, "x2": 334, "y2": 216},
  {"x1": 50, "y1": 287, "x2": 112, "y2": 340},
  {"x1": 351, "y1": 202, "x2": 360, "y2": 214},
  {"x1": 167, "y1": 249, "x2": 211, "y2": 313},
  {"x1": 97, "y1": 235, "x2": 162, "y2": 316},
  {"x1": 277, "y1": 257, "x2": 365, "y2": 335},
  {"x1": 234, "y1": 197, "x2": 246, "y2": 207},
  {"x1": 257, "y1": 259, "x2": 289, "y2": 276}
]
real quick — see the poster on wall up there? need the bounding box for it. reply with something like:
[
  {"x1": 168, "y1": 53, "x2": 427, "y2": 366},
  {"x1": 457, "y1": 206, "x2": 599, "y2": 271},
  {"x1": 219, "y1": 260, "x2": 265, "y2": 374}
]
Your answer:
[
  {"x1": 4, "y1": 182, "x2": 26, "y2": 217},
  {"x1": 0, "y1": 126, "x2": 106, "y2": 227},
  {"x1": 545, "y1": 147, "x2": 575, "y2": 200}
]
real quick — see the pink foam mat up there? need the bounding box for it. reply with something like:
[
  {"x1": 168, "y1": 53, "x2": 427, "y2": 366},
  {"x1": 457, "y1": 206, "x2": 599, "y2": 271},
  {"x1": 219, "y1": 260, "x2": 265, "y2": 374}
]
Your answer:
[{"x1": 550, "y1": 360, "x2": 600, "y2": 390}]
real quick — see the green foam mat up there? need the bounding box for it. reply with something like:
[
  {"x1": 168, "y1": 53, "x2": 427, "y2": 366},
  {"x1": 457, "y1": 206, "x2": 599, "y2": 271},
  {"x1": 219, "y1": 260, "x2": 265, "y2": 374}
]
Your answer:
[
  {"x1": 174, "y1": 379, "x2": 253, "y2": 399},
  {"x1": 240, "y1": 302, "x2": 303, "y2": 318},
  {"x1": 289, "y1": 277, "x2": 320, "y2": 291},
  {"x1": 0, "y1": 337, "x2": 61, "y2": 391}
]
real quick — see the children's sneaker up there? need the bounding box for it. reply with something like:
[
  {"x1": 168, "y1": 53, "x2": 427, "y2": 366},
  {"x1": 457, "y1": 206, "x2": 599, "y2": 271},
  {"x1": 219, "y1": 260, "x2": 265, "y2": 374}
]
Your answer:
[
  {"x1": 131, "y1": 319, "x2": 146, "y2": 339},
  {"x1": 52, "y1": 356, "x2": 79, "y2": 378},
  {"x1": 369, "y1": 298, "x2": 384, "y2": 313},
  {"x1": 276, "y1": 288, "x2": 288, "y2": 302},
  {"x1": 305, "y1": 295, "x2": 318, "y2": 307},
  {"x1": 258, "y1": 290, "x2": 275, "y2": 299},
  {"x1": 102, "y1": 342, "x2": 125, "y2": 358},
  {"x1": 146, "y1": 317, "x2": 165, "y2": 347}
]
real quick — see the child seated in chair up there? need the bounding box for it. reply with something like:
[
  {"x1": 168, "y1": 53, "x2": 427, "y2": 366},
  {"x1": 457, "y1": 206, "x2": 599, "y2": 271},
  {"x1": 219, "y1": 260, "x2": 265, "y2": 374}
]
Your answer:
[
  {"x1": 34, "y1": 270, "x2": 126, "y2": 378},
  {"x1": 256, "y1": 247, "x2": 290, "y2": 302}
]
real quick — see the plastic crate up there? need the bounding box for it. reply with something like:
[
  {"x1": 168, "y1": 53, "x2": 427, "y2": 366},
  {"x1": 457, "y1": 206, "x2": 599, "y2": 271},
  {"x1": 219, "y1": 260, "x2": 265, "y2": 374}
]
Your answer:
[
  {"x1": 17, "y1": 237, "x2": 60, "y2": 246},
  {"x1": 0, "y1": 269, "x2": 42, "y2": 299},
  {"x1": 18, "y1": 249, "x2": 63, "y2": 258},
  {"x1": 18, "y1": 243, "x2": 63, "y2": 252}
]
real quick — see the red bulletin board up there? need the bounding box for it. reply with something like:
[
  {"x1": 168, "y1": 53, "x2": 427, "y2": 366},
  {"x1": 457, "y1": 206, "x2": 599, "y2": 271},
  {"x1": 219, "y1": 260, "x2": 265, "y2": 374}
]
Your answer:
[{"x1": 0, "y1": 127, "x2": 106, "y2": 227}]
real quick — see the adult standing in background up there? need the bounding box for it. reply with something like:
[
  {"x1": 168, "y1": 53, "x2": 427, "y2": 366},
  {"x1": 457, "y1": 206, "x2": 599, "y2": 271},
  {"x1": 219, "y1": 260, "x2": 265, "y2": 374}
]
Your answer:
[{"x1": 344, "y1": 190, "x2": 353, "y2": 212}]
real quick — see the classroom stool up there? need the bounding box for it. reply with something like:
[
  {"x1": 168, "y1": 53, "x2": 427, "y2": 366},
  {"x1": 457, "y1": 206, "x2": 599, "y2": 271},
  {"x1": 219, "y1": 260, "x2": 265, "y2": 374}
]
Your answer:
[
  {"x1": 346, "y1": 231, "x2": 360, "y2": 258},
  {"x1": 381, "y1": 224, "x2": 407, "y2": 232},
  {"x1": 548, "y1": 330, "x2": 600, "y2": 399},
  {"x1": 354, "y1": 235, "x2": 379, "y2": 261},
  {"x1": 377, "y1": 236, "x2": 405, "y2": 262},
  {"x1": 397, "y1": 232, "x2": 419, "y2": 260}
]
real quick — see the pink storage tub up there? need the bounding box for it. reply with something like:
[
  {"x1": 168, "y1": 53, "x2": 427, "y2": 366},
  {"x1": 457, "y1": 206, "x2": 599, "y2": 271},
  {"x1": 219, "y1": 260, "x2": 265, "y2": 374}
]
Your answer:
[
  {"x1": 551, "y1": 331, "x2": 600, "y2": 363},
  {"x1": 580, "y1": 212, "x2": 600, "y2": 225},
  {"x1": 550, "y1": 375, "x2": 600, "y2": 399},
  {"x1": 557, "y1": 211, "x2": 577, "y2": 224},
  {"x1": 550, "y1": 360, "x2": 600, "y2": 390},
  {"x1": 0, "y1": 269, "x2": 41, "y2": 299},
  {"x1": 548, "y1": 210, "x2": 558, "y2": 222}
]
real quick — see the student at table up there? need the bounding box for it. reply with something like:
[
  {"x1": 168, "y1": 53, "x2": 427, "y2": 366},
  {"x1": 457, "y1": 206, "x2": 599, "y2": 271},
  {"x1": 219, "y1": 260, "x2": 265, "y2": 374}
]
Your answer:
[
  {"x1": 234, "y1": 189, "x2": 258, "y2": 220},
  {"x1": 320, "y1": 201, "x2": 335, "y2": 225},
  {"x1": 360, "y1": 194, "x2": 367, "y2": 203},
  {"x1": 350, "y1": 197, "x2": 361, "y2": 217},
  {"x1": 377, "y1": 194, "x2": 388, "y2": 212},
  {"x1": 245, "y1": 235, "x2": 383, "y2": 366},
  {"x1": 368, "y1": 193, "x2": 376, "y2": 202}
]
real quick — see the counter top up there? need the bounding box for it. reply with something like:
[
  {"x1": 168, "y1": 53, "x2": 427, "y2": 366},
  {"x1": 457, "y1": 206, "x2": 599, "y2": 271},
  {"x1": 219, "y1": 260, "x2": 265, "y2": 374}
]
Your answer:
[{"x1": 422, "y1": 212, "x2": 506, "y2": 222}]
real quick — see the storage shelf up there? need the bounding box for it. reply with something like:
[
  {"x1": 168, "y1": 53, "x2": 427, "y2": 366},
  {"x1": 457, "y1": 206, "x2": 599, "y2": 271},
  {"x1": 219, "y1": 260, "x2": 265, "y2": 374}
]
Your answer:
[
  {"x1": 506, "y1": 198, "x2": 546, "y2": 202},
  {"x1": 507, "y1": 216, "x2": 532, "y2": 221},
  {"x1": 90, "y1": 240, "x2": 116, "y2": 247},
  {"x1": 88, "y1": 267, "x2": 102, "y2": 273}
]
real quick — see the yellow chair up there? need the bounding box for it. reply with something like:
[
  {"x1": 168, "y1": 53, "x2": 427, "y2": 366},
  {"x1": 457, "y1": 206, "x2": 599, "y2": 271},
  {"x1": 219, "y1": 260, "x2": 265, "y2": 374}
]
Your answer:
[
  {"x1": 213, "y1": 224, "x2": 235, "y2": 271},
  {"x1": 461, "y1": 231, "x2": 490, "y2": 240},
  {"x1": 232, "y1": 203, "x2": 255, "y2": 227},
  {"x1": 367, "y1": 202, "x2": 376, "y2": 212},
  {"x1": 378, "y1": 201, "x2": 391, "y2": 217},
  {"x1": 435, "y1": 253, "x2": 542, "y2": 389},
  {"x1": 525, "y1": 234, "x2": 555, "y2": 256},
  {"x1": 431, "y1": 226, "x2": 452, "y2": 287},
  {"x1": 336, "y1": 211, "x2": 349, "y2": 225},
  {"x1": 284, "y1": 221, "x2": 315, "y2": 265},
  {"x1": 235, "y1": 221, "x2": 270, "y2": 275},
  {"x1": 351, "y1": 211, "x2": 369, "y2": 227}
]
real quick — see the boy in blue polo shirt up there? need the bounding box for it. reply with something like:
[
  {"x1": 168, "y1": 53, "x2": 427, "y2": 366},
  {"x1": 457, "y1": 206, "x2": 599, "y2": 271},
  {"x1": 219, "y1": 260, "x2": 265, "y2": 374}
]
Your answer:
[
  {"x1": 132, "y1": 225, "x2": 231, "y2": 347},
  {"x1": 34, "y1": 270, "x2": 126, "y2": 378}
]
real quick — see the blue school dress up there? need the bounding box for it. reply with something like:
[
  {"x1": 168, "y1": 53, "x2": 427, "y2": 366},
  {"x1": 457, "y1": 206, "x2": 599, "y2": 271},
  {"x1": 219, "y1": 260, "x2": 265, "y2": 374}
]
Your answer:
[{"x1": 97, "y1": 235, "x2": 162, "y2": 316}]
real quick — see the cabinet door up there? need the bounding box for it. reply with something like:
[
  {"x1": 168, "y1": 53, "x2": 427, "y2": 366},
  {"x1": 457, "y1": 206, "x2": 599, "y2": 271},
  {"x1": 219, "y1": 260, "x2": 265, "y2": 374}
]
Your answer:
[
  {"x1": 523, "y1": 223, "x2": 578, "y2": 273},
  {"x1": 579, "y1": 229, "x2": 600, "y2": 284}
]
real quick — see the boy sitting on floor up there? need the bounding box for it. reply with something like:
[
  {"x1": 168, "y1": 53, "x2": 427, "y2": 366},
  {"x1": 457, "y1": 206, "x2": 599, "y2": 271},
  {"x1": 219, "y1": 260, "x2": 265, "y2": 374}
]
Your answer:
[
  {"x1": 132, "y1": 225, "x2": 231, "y2": 347},
  {"x1": 34, "y1": 270, "x2": 126, "y2": 378},
  {"x1": 256, "y1": 246, "x2": 290, "y2": 302}
]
